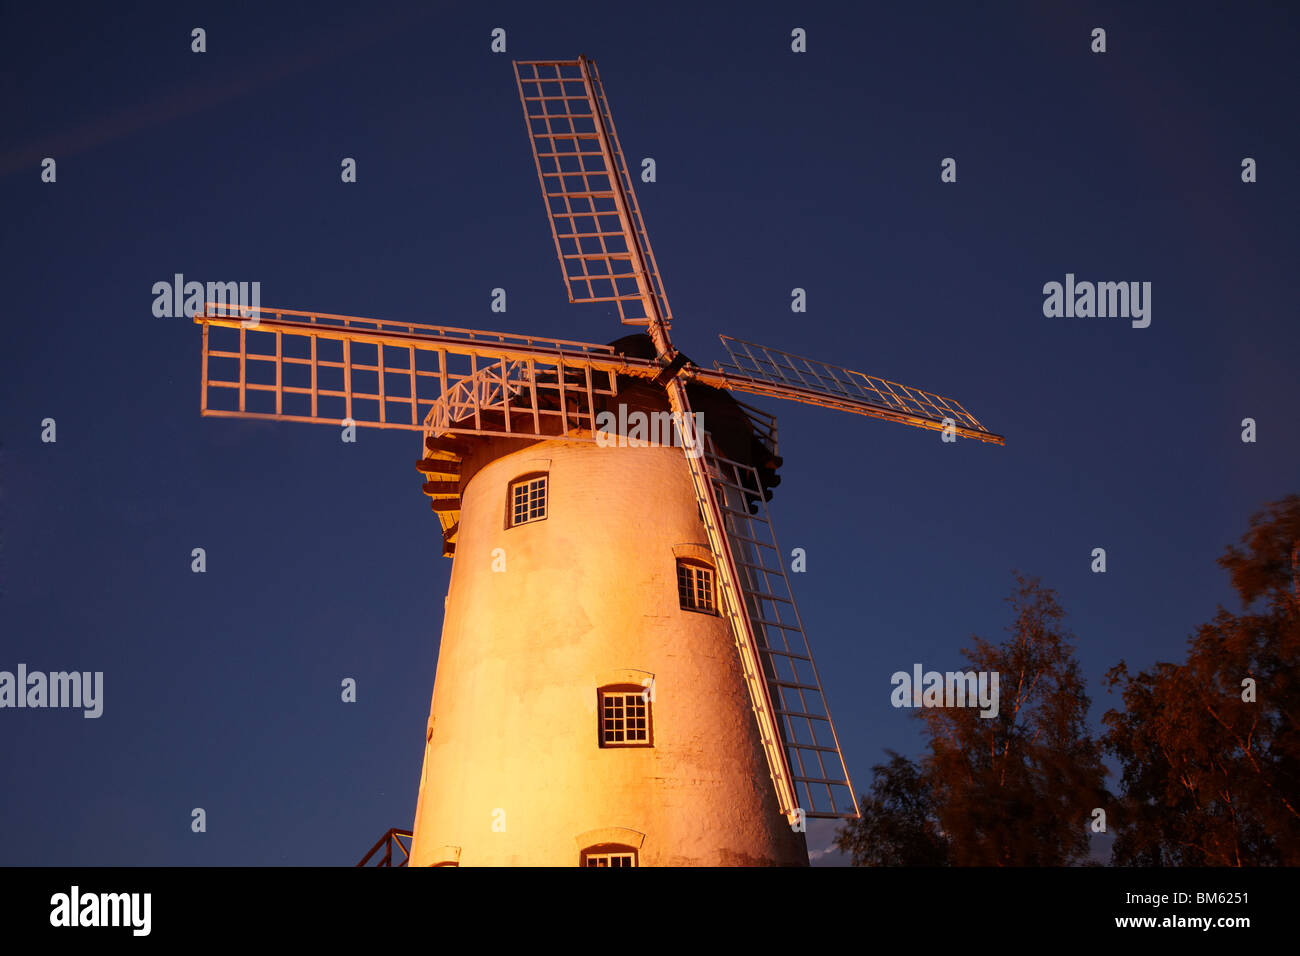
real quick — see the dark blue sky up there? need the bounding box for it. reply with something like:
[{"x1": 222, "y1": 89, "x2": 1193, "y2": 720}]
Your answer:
[{"x1": 2, "y1": 1, "x2": 1296, "y2": 865}]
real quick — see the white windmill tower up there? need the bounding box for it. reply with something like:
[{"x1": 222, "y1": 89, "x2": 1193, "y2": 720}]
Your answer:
[{"x1": 195, "y1": 56, "x2": 1004, "y2": 867}]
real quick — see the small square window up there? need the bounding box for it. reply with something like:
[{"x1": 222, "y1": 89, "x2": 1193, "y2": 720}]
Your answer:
[
  {"x1": 509, "y1": 475, "x2": 547, "y2": 527},
  {"x1": 599, "y1": 689, "x2": 651, "y2": 747},
  {"x1": 677, "y1": 561, "x2": 715, "y2": 614}
]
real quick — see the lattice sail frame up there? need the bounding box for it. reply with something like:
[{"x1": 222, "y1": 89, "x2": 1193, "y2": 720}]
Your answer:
[
  {"x1": 514, "y1": 59, "x2": 673, "y2": 328},
  {"x1": 194, "y1": 304, "x2": 667, "y2": 443},
  {"x1": 705, "y1": 447, "x2": 858, "y2": 818},
  {"x1": 703, "y1": 335, "x2": 1005, "y2": 445}
]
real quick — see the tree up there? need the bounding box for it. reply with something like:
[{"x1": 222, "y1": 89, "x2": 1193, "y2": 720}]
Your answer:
[
  {"x1": 1103, "y1": 494, "x2": 1300, "y2": 865},
  {"x1": 836, "y1": 573, "x2": 1108, "y2": 865},
  {"x1": 834, "y1": 751, "x2": 947, "y2": 866}
]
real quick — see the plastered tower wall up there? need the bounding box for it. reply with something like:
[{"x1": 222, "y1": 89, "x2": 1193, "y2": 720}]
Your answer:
[{"x1": 409, "y1": 433, "x2": 808, "y2": 866}]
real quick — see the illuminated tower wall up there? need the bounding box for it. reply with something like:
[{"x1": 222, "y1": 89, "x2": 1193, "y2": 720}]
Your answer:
[{"x1": 408, "y1": 425, "x2": 808, "y2": 866}]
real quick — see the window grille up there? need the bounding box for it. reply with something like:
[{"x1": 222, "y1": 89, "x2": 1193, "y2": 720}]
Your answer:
[
  {"x1": 677, "y1": 561, "x2": 715, "y2": 613},
  {"x1": 510, "y1": 475, "x2": 547, "y2": 526}
]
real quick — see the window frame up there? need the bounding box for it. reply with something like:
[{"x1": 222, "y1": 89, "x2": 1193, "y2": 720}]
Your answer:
[
  {"x1": 506, "y1": 472, "x2": 548, "y2": 529},
  {"x1": 676, "y1": 558, "x2": 717, "y2": 615},
  {"x1": 580, "y1": 843, "x2": 639, "y2": 867},
  {"x1": 597, "y1": 683, "x2": 653, "y2": 749}
]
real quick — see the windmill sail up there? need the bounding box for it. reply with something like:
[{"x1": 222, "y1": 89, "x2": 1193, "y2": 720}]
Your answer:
[
  {"x1": 513, "y1": 58, "x2": 673, "y2": 328},
  {"x1": 704, "y1": 446, "x2": 858, "y2": 819},
  {"x1": 193, "y1": 304, "x2": 667, "y2": 438},
  {"x1": 699, "y1": 335, "x2": 1005, "y2": 445}
]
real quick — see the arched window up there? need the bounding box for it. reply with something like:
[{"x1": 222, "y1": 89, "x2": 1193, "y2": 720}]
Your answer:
[
  {"x1": 575, "y1": 827, "x2": 645, "y2": 867},
  {"x1": 580, "y1": 843, "x2": 639, "y2": 867}
]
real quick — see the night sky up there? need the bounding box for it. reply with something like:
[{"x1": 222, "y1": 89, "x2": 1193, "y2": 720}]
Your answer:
[{"x1": 2, "y1": 1, "x2": 1297, "y2": 866}]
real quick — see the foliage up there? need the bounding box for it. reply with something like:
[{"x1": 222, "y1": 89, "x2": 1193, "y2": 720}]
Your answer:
[
  {"x1": 1103, "y1": 495, "x2": 1300, "y2": 865},
  {"x1": 836, "y1": 574, "x2": 1107, "y2": 865}
]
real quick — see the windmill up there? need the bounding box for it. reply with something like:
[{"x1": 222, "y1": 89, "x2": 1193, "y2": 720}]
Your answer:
[{"x1": 195, "y1": 56, "x2": 1004, "y2": 867}]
